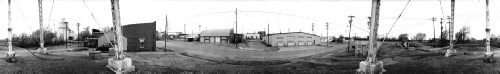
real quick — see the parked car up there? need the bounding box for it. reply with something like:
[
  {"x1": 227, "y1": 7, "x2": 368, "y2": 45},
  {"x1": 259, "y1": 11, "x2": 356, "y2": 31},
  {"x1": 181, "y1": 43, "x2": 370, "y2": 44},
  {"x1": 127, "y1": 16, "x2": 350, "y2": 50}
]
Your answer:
[{"x1": 96, "y1": 43, "x2": 112, "y2": 52}]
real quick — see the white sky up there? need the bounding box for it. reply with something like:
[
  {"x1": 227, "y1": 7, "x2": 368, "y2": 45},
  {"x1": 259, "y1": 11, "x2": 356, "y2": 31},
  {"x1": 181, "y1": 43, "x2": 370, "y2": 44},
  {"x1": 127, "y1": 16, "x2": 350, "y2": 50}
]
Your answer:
[{"x1": 1, "y1": 0, "x2": 500, "y2": 39}]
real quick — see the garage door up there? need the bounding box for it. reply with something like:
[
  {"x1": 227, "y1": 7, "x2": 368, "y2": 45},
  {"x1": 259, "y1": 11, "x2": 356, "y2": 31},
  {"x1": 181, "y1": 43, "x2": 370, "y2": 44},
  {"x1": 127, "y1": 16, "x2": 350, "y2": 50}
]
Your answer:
[
  {"x1": 277, "y1": 41, "x2": 284, "y2": 46},
  {"x1": 286, "y1": 36, "x2": 295, "y2": 46},
  {"x1": 204, "y1": 37, "x2": 210, "y2": 42},
  {"x1": 210, "y1": 37, "x2": 215, "y2": 43},
  {"x1": 215, "y1": 37, "x2": 221, "y2": 43}
]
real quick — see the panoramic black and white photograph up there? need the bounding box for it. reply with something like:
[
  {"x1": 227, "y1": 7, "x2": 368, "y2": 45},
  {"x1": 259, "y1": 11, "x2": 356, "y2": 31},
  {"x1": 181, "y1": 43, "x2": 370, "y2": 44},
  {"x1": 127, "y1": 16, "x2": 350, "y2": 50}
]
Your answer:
[{"x1": 1, "y1": 0, "x2": 500, "y2": 73}]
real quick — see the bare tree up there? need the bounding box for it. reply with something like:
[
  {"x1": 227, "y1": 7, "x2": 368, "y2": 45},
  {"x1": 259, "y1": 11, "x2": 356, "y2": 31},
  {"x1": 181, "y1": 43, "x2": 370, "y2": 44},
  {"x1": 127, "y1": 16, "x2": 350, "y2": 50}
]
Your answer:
[
  {"x1": 440, "y1": 30, "x2": 449, "y2": 46},
  {"x1": 455, "y1": 26, "x2": 470, "y2": 44},
  {"x1": 398, "y1": 33, "x2": 409, "y2": 41},
  {"x1": 413, "y1": 33, "x2": 426, "y2": 42}
]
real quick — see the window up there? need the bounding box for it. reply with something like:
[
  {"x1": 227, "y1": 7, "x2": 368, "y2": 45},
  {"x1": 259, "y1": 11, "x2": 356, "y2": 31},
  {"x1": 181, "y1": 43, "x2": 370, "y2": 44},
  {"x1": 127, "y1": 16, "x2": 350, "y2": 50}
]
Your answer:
[
  {"x1": 307, "y1": 37, "x2": 312, "y2": 38},
  {"x1": 298, "y1": 36, "x2": 304, "y2": 38},
  {"x1": 278, "y1": 41, "x2": 284, "y2": 43},
  {"x1": 139, "y1": 38, "x2": 145, "y2": 48},
  {"x1": 277, "y1": 37, "x2": 284, "y2": 39},
  {"x1": 287, "y1": 36, "x2": 294, "y2": 37}
]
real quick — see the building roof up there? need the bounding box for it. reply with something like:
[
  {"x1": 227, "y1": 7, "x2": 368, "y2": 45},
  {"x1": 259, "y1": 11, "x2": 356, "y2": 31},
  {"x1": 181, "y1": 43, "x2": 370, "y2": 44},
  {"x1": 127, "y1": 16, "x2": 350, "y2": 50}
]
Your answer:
[
  {"x1": 200, "y1": 29, "x2": 233, "y2": 36},
  {"x1": 267, "y1": 32, "x2": 319, "y2": 37}
]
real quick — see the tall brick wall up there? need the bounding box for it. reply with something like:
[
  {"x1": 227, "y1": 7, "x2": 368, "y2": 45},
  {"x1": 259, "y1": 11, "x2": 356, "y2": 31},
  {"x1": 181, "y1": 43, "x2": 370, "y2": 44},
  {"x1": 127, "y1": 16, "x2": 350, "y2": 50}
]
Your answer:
[{"x1": 122, "y1": 22, "x2": 156, "y2": 51}]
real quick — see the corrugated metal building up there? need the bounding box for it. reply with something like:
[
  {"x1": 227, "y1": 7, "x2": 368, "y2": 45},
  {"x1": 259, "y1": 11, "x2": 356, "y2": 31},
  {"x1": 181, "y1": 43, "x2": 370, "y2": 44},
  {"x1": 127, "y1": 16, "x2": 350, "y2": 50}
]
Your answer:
[
  {"x1": 263, "y1": 32, "x2": 320, "y2": 46},
  {"x1": 199, "y1": 29, "x2": 234, "y2": 43}
]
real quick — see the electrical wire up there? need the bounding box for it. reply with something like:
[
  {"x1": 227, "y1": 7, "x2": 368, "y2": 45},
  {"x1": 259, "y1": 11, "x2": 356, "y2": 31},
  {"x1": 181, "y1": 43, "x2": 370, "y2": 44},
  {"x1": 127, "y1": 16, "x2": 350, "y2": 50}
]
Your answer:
[
  {"x1": 46, "y1": 0, "x2": 56, "y2": 27},
  {"x1": 464, "y1": 0, "x2": 481, "y2": 26},
  {"x1": 13, "y1": 0, "x2": 34, "y2": 31},
  {"x1": 171, "y1": 11, "x2": 235, "y2": 21},
  {"x1": 395, "y1": 20, "x2": 429, "y2": 32},
  {"x1": 491, "y1": 0, "x2": 500, "y2": 14},
  {"x1": 439, "y1": 0, "x2": 445, "y2": 19},
  {"x1": 351, "y1": 25, "x2": 369, "y2": 33},
  {"x1": 376, "y1": 0, "x2": 411, "y2": 50},
  {"x1": 13, "y1": 0, "x2": 64, "y2": 60},
  {"x1": 239, "y1": 10, "x2": 330, "y2": 23},
  {"x1": 82, "y1": 0, "x2": 115, "y2": 48}
]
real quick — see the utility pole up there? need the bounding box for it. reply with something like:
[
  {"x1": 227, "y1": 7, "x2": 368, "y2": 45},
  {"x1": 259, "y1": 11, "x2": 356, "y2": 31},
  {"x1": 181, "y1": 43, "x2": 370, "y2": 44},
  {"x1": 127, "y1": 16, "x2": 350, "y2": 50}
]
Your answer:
[
  {"x1": 326, "y1": 22, "x2": 329, "y2": 47},
  {"x1": 38, "y1": 0, "x2": 48, "y2": 54},
  {"x1": 348, "y1": 15, "x2": 355, "y2": 52},
  {"x1": 184, "y1": 24, "x2": 186, "y2": 41},
  {"x1": 77, "y1": 23, "x2": 80, "y2": 47},
  {"x1": 165, "y1": 15, "x2": 170, "y2": 49},
  {"x1": 431, "y1": 17, "x2": 437, "y2": 47},
  {"x1": 236, "y1": 8, "x2": 238, "y2": 47},
  {"x1": 66, "y1": 19, "x2": 68, "y2": 49},
  {"x1": 107, "y1": 0, "x2": 135, "y2": 73},
  {"x1": 312, "y1": 23, "x2": 314, "y2": 35},
  {"x1": 288, "y1": 28, "x2": 290, "y2": 32},
  {"x1": 268, "y1": 23, "x2": 270, "y2": 46},
  {"x1": 440, "y1": 18, "x2": 444, "y2": 46},
  {"x1": 484, "y1": 0, "x2": 494, "y2": 63},
  {"x1": 357, "y1": 0, "x2": 385, "y2": 73},
  {"x1": 6, "y1": 0, "x2": 16, "y2": 62},
  {"x1": 445, "y1": 0, "x2": 456, "y2": 57},
  {"x1": 199, "y1": 25, "x2": 201, "y2": 33}
]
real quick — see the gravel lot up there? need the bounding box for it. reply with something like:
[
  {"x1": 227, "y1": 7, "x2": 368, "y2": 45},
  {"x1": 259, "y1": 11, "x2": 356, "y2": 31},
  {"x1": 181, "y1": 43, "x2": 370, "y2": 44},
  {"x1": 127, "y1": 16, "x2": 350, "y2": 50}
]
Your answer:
[{"x1": 1, "y1": 41, "x2": 500, "y2": 73}]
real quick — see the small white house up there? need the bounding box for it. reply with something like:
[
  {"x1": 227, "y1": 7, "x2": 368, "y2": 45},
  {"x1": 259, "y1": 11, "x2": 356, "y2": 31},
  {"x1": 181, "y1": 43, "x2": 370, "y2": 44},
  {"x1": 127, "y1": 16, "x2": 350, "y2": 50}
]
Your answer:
[{"x1": 244, "y1": 33, "x2": 261, "y2": 39}]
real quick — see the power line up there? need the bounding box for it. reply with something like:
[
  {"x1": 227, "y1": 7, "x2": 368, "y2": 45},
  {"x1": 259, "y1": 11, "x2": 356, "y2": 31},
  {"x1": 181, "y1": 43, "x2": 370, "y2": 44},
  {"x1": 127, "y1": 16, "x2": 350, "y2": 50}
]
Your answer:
[
  {"x1": 439, "y1": 0, "x2": 445, "y2": 19},
  {"x1": 351, "y1": 25, "x2": 369, "y2": 33},
  {"x1": 13, "y1": 0, "x2": 34, "y2": 31},
  {"x1": 46, "y1": 0, "x2": 56, "y2": 28},
  {"x1": 491, "y1": 0, "x2": 500, "y2": 14},
  {"x1": 384, "y1": 0, "x2": 411, "y2": 36},
  {"x1": 171, "y1": 11, "x2": 235, "y2": 21},
  {"x1": 82, "y1": 0, "x2": 114, "y2": 48},
  {"x1": 239, "y1": 11, "x2": 330, "y2": 23},
  {"x1": 395, "y1": 20, "x2": 429, "y2": 32},
  {"x1": 12, "y1": 0, "x2": 63, "y2": 60},
  {"x1": 464, "y1": 0, "x2": 481, "y2": 26},
  {"x1": 376, "y1": 0, "x2": 411, "y2": 50}
]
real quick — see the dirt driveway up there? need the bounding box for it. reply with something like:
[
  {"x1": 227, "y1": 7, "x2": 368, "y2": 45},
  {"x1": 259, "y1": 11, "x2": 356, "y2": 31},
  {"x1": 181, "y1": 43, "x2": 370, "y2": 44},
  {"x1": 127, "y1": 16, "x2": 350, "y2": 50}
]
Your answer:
[{"x1": 156, "y1": 41, "x2": 348, "y2": 61}]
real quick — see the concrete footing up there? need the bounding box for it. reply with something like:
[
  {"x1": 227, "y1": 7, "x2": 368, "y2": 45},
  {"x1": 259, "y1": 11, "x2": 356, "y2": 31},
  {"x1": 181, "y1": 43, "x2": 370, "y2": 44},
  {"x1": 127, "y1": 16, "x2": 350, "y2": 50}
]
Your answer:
[
  {"x1": 355, "y1": 45, "x2": 368, "y2": 57},
  {"x1": 37, "y1": 48, "x2": 48, "y2": 54},
  {"x1": 107, "y1": 58, "x2": 135, "y2": 74},
  {"x1": 356, "y1": 61, "x2": 385, "y2": 74},
  {"x1": 109, "y1": 48, "x2": 115, "y2": 56},
  {"x1": 5, "y1": 52, "x2": 16, "y2": 63},
  {"x1": 89, "y1": 51, "x2": 102, "y2": 60},
  {"x1": 483, "y1": 52, "x2": 495, "y2": 63},
  {"x1": 445, "y1": 49, "x2": 456, "y2": 57}
]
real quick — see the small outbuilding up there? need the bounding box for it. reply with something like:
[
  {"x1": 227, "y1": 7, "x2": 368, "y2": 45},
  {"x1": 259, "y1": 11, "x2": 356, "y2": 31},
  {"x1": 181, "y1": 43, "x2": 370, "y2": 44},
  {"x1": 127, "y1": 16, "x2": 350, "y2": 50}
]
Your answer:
[
  {"x1": 199, "y1": 29, "x2": 234, "y2": 43},
  {"x1": 244, "y1": 33, "x2": 261, "y2": 40},
  {"x1": 263, "y1": 32, "x2": 320, "y2": 46}
]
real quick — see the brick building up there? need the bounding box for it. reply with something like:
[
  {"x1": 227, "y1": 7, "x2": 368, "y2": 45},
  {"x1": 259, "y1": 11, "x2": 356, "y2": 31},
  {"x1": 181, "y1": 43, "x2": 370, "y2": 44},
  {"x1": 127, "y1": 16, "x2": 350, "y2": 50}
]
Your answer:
[{"x1": 98, "y1": 21, "x2": 156, "y2": 51}]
